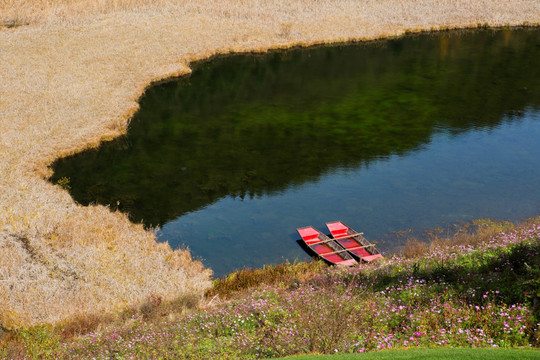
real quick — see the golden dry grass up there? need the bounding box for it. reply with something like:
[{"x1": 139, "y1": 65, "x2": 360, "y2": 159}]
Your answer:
[
  {"x1": 208, "y1": 261, "x2": 327, "y2": 300},
  {"x1": 1, "y1": 0, "x2": 539, "y2": 329}
]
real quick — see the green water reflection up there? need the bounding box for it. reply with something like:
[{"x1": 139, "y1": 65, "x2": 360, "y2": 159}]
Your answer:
[{"x1": 51, "y1": 28, "x2": 540, "y2": 276}]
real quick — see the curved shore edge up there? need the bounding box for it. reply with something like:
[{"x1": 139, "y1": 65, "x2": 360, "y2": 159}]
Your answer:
[{"x1": 0, "y1": 0, "x2": 539, "y2": 328}]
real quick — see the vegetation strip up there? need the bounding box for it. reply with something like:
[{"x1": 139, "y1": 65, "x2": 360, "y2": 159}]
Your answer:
[{"x1": 2, "y1": 218, "x2": 539, "y2": 358}]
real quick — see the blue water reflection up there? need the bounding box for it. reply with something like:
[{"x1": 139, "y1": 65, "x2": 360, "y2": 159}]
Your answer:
[{"x1": 161, "y1": 110, "x2": 540, "y2": 276}]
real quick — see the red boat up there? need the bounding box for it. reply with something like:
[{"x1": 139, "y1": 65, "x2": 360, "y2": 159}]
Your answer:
[
  {"x1": 326, "y1": 221, "x2": 383, "y2": 262},
  {"x1": 297, "y1": 226, "x2": 357, "y2": 266}
]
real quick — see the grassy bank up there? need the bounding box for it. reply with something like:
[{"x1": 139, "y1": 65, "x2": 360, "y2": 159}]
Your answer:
[
  {"x1": 2, "y1": 218, "x2": 539, "y2": 358},
  {"x1": 1, "y1": 0, "x2": 540, "y2": 329}
]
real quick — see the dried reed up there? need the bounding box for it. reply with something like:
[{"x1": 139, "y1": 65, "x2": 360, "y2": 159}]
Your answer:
[{"x1": 1, "y1": 0, "x2": 539, "y2": 328}]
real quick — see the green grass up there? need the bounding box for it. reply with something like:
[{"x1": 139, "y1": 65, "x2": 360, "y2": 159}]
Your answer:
[{"x1": 279, "y1": 348, "x2": 540, "y2": 359}]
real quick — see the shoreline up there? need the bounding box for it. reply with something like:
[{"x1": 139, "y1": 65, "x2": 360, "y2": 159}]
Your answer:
[
  {"x1": 1, "y1": 0, "x2": 540, "y2": 328},
  {"x1": 4, "y1": 216, "x2": 539, "y2": 357}
]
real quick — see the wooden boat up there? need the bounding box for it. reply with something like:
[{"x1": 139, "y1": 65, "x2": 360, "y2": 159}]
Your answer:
[
  {"x1": 297, "y1": 226, "x2": 357, "y2": 266},
  {"x1": 326, "y1": 221, "x2": 383, "y2": 262}
]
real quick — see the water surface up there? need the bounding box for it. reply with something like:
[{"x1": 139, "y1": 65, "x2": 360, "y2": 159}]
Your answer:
[{"x1": 51, "y1": 28, "x2": 540, "y2": 277}]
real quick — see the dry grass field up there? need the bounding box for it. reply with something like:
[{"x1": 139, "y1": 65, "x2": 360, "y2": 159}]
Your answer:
[{"x1": 1, "y1": 0, "x2": 539, "y2": 329}]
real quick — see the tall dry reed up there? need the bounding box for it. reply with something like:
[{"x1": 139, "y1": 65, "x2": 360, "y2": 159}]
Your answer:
[{"x1": 1, "y1": 0, "x2": 539, "y2": 328}]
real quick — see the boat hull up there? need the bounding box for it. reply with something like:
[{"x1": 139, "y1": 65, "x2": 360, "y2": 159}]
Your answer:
[
  {"x1": 326, "y1": 221, "x2": 383, "y2": 262},
  {"x1": 297, "y1": 226, "x2": 357, "y2": 266}
]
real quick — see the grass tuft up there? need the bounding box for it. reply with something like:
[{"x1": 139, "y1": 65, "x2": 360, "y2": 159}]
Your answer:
[{"x1": 209, "y1": 261, "x2": 326, "y2": 299}]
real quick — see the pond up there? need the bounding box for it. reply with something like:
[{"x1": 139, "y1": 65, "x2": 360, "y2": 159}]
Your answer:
[{"x1": 51, "y1": 28, "x2": 540, "y2": 277}]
